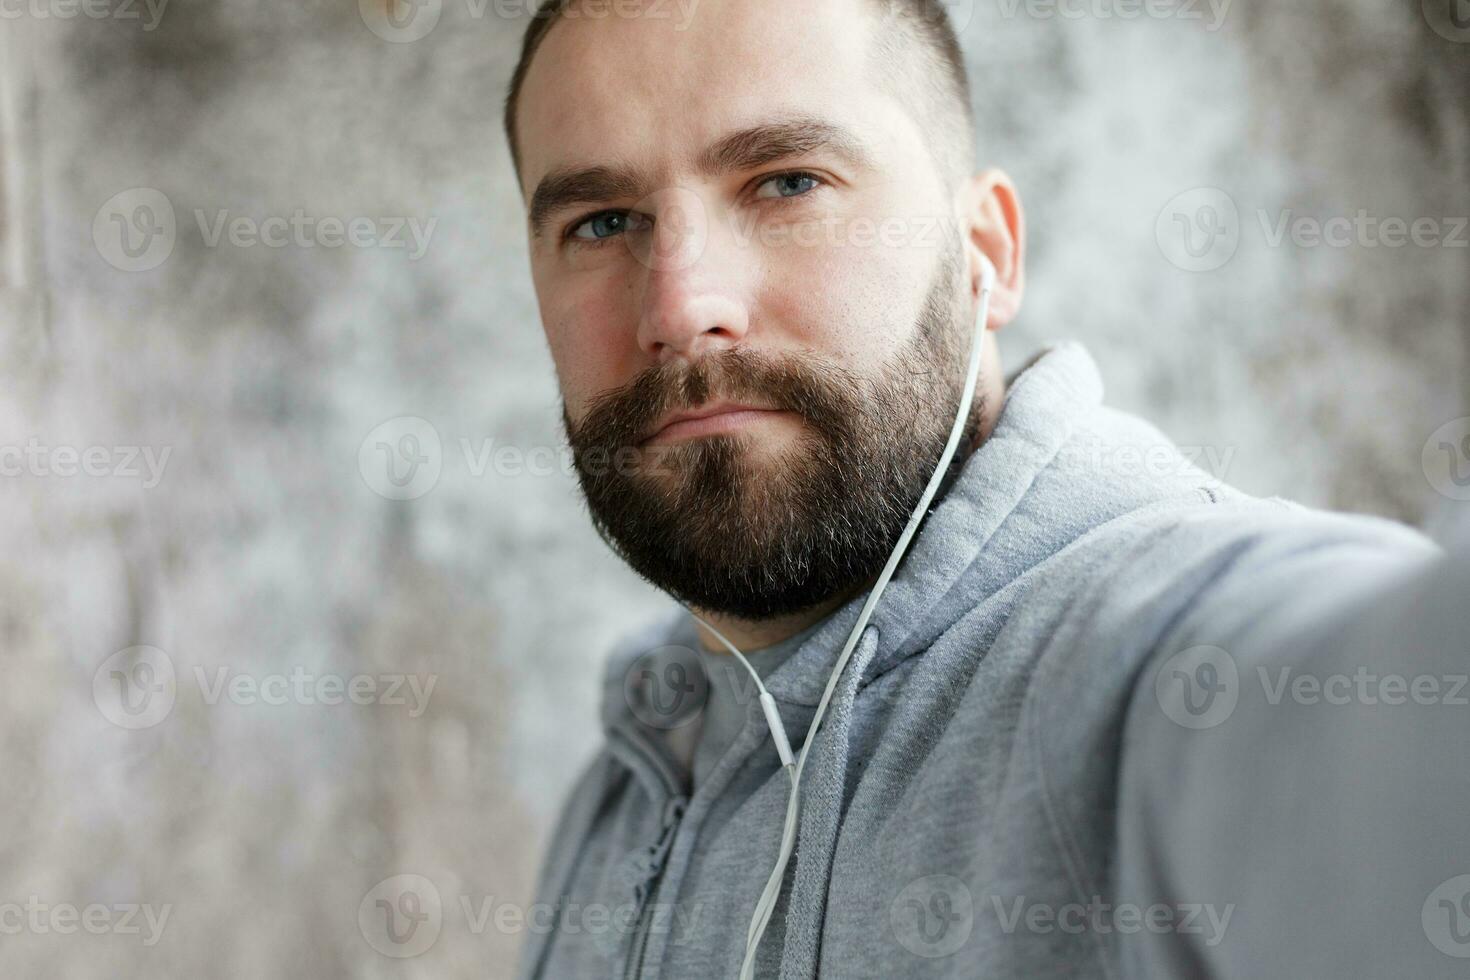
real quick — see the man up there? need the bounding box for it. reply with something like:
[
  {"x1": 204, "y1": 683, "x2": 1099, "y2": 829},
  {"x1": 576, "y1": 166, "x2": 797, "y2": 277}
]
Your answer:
[{"x1": 504, "y1": 0, "x2": 1470, "y2": 977}]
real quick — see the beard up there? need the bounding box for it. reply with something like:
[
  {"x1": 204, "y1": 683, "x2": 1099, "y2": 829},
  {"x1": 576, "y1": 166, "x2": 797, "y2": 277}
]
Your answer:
[{"x1": 563, "y1": 240, "x2": 984, "y2": 621}]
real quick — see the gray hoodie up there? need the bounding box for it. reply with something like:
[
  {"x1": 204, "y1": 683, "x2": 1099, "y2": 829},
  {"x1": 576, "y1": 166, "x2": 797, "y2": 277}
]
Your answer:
[{"x1": 517, "y1": 342, "x2": 1466, "y2": 979}]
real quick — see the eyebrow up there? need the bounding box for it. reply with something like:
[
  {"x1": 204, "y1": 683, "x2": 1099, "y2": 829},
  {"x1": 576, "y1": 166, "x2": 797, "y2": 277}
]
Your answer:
[
  {"x1": 527, "y1": 118, "x2": 875, "y2": 238},
  {"x1": 697, "y1": 118, "x2": 874, "y2": 178}
]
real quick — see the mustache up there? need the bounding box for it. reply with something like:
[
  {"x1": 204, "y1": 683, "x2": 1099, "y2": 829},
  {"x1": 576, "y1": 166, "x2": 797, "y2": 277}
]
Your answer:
[{"x1": 565, "y1": 346, "x2": 862, "y2": 452}]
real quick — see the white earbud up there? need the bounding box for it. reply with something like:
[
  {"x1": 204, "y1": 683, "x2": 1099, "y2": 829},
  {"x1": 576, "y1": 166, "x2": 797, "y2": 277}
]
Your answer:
[{"x1": 977, "y1": 252, "x2": 997, "y2": 308}]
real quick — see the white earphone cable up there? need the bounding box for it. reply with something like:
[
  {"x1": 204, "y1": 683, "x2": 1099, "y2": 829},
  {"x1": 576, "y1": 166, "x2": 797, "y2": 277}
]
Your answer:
[{"x1": 684, "y1": 262, "x2": 996, "y2": 980}]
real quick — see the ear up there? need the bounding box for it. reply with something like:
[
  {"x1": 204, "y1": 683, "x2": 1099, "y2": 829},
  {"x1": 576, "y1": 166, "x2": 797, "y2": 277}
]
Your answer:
[{"x1": 957, "y1": 169, "x2": 1026, "y2": 331}]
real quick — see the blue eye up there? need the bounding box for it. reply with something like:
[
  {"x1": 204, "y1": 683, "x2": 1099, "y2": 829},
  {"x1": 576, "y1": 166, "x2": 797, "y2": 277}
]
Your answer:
[
  {"x1": 755, "y1": 172, "x2": 820, "y2": 200},
  {"x1": 571, "y1": 211, "x2": 635, "y2": 241}
]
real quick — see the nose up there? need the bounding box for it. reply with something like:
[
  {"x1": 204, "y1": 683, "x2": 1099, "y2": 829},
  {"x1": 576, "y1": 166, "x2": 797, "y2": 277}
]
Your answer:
[{"x1": 633, "y1": 189, "x2": 751, "y2": 363}]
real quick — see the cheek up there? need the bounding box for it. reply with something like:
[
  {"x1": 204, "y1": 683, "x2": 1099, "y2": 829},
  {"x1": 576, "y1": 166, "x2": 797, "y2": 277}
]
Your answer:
[
  {"x1": 756, "y1": 230, "x2": 936, "y2": 374},
  {"x1": 536, "y1": 267, "x2": 641, "y2": 418}
]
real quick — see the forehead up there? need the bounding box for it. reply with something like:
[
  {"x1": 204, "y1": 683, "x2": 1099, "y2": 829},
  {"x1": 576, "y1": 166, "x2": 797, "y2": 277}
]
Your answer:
[{"x1": 516, "y1": 0, "x2": 902, "y2": 191}]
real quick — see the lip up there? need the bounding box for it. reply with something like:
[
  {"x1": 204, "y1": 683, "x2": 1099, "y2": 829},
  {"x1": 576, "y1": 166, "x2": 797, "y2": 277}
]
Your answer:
[{"x1": 641, "y1": 402, "x2": 788, "y2": 446}]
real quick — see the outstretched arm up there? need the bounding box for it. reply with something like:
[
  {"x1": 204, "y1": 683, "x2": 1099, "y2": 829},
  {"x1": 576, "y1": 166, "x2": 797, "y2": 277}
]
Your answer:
[{"x1": 1116, "y1": 510, "x2": 1469, "y2": 978}]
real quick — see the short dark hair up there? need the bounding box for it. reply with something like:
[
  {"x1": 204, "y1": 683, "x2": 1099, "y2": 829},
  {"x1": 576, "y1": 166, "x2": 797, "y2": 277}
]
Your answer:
[{"x1": 502, "y1": 0, "x2": 975, "y2": 184}]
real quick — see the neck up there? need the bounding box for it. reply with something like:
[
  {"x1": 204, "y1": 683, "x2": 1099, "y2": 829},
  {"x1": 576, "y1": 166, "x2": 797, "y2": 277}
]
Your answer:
[{"x1": 688, "y1": 576, "x2": 873, "y2": 655}]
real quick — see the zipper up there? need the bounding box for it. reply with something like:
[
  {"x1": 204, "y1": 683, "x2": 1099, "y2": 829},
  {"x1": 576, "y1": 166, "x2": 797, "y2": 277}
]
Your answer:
[{"x1": 623, "y1": 794, "x2": 688, "y2": 980}]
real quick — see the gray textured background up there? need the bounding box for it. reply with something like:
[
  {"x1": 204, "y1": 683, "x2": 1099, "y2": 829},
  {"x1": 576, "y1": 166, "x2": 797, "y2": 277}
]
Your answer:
[{"x1": 0, "y1": 0, "x2": 1466, "y2": 975}]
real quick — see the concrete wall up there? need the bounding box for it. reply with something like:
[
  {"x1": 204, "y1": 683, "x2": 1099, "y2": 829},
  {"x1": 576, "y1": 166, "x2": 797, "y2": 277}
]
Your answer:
[{"x1": 0, "y1": 1, "x2": 1465, "y2": 975}]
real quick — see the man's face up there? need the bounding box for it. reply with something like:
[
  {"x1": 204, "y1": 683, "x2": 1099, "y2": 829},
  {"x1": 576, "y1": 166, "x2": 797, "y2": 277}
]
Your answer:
[{"x1": 517, "y1": 0, "x2": 983, "y2": 619}]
